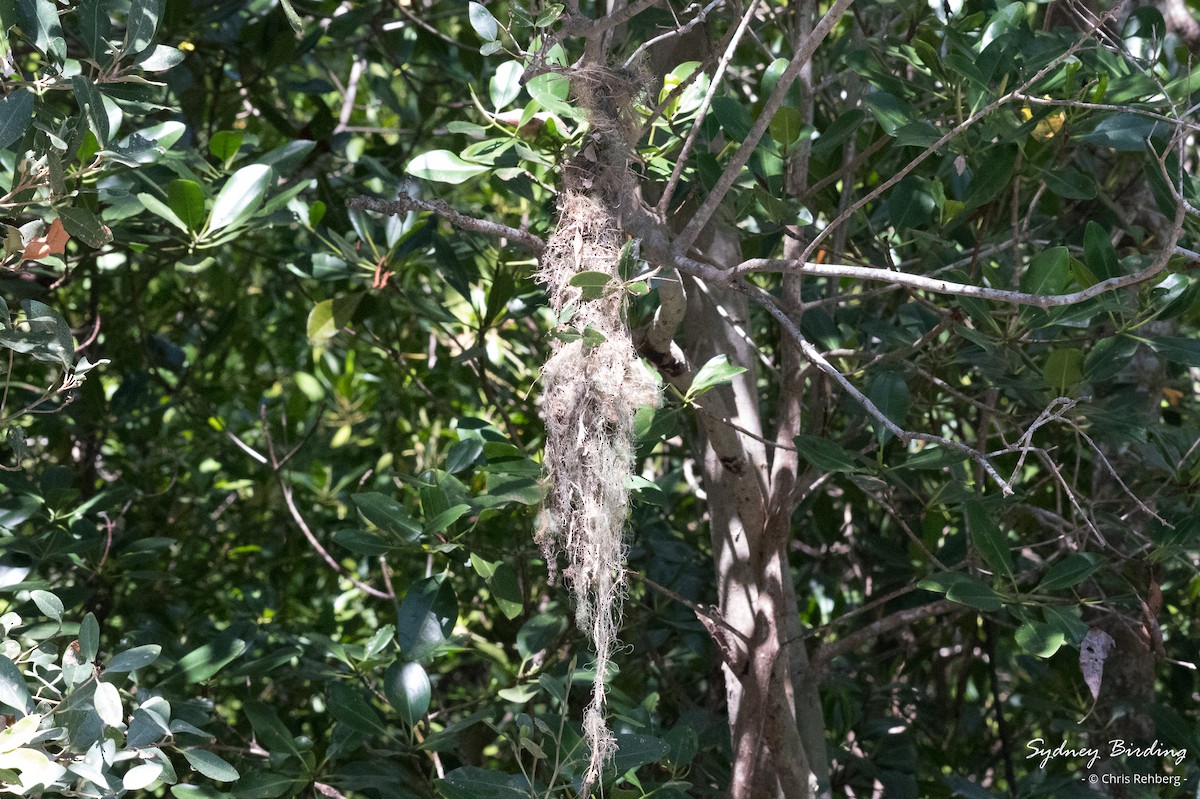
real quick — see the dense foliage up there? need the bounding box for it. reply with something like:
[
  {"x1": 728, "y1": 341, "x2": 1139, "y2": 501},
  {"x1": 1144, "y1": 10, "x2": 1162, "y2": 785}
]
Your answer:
[{"x1": 1, "y1": 0, "x2": 1199, "y2": 797}]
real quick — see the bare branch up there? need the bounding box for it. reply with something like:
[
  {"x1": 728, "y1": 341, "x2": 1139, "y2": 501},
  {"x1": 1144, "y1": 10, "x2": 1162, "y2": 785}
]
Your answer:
[
  {"x1": 813, "y1": 599, "x2": 962, "y2": 674},
  {"x1": 346, "y1": 193, "x2": 546, "y2": 255},
  {"x1": 743, "y1": 283, "x2": 1015, "y2": 495}
]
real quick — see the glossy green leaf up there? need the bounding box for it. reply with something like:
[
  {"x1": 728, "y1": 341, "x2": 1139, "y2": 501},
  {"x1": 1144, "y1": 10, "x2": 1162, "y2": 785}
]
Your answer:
[
  {"x1": 468, "y1": 2, "x2": 499, "y2": 41},
  {"x1": 396, "y1": 577, "x2": 457, "y2": 659},
  {"x1": 1083, "y1": 221, "x2": 1120, "y2": 281},
  {"x1": 945, "y1": 577, "x2": 1003, "y2": 612},
  {"x1": 244, "y1": 702, "x2": 303, "y2": 760},
  {"x1": 406, "y1": 150, "x2": 489, "y2": 184},
  {"x1": 1043, "y1": 348, "x2": 1084, "y2": 393},
  {"x1": 307, "y1": 293, "x2": 364, "y2": 343},
  {"x1": 94, "y1": 681, "x2": 122, "y2": 726},
  {"x1": 1149, "y1": 336, "x2": 1200, "y2": 366},
  {"x1": 30, "y1": 589, "x2": 62, "y2": 622},
  {"x1": 439, "y1": 767, "x2": 529, "y2": 799},
  {"x1": 687, "y1": 355, "x2": 747, "y2": 400},
  {"x1": 181, "y1": 748, "x2": 240, "y2": 782},
  {"x1": 1015, "y1": 621, "x2": 1066, "y2": 657},
  {"x1": 0, "y1": 655, "x2": 32, "y2": 715},
  {"x1": 328, "y1": 681, "x2": 386, "y2": 736},
  {"x1": 1038, "y1": 554, "x2": 1099, "y2": 591},
  {"x1": 793, "y1": 434, "x2": 862, "y2": 473},
  {"x1": 133, "y1": 43, "x2": 185, "y2": 71},
  {"x1": 965, "y1": 500, "x2": 1012, "y2": 579},
  {"x1": 1084, "y1": 335, "x2": 1138, "y2": 381},
  {"x1": 124, "y1": 0, "x2": 163, "y2": 55},
  {"x1": 385, "y1": 661, "x2": 431, "y2": 727},
  {"x1": 208, "y1": 164, "x2": 273, "y2": 233},
  {"x1": 868, "y1": 370, "x2": 910, "y2": 444},
  {"x1": 863, "y1": 92, "x2": 911, "y2": 136},
  {"x1": 490, "y1": 60, "x2": 523, "y2": 109},
  {"x1": 167, "y1": 180, "x2": 207, "y2": 232},
  {"x1": 71, "y1": 75, "x2": 109, "y2": 146},
  {"x1": 123, "y1": 763, "x2": 163, "y2": 791},
  {"x1": 77, "y1": 0, "x2": 111, "y2": 59},
  {"x1": 163, "y1": 624, "x2": 251, "y2": 684},
  {"x1": 57, "y1": 207, "x2": 110, "y2": 248},
  {"x1": 489, "y1": 561, "x2": 523, "y2": 620},
  {"x1": 209, "y1": 131, "x2": 245, "y2": 165},
  {"x1": 278, "y1": 0, "x2": 303, "y2": 33},
  {"x1": 106, "y1": 644, "x2": 161, "y2": 673},
  {"x1": 352, "y1": 492, "x2": 421, "y2": 540},
  {"x1": 0, "y1": 90, "x2": 34, "y2": 152},
  {"x1": 1020, "y1": 246, "x2": 1070, "y2": 295},
  {"x1": 80, "y1": 612, "x2": 100, "y2": 662}
]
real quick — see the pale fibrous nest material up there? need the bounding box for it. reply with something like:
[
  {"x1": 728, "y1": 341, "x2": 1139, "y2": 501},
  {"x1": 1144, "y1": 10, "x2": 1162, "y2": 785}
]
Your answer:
[{"x1": 534, "y1": 62, "x2": 659, "y2": 794}]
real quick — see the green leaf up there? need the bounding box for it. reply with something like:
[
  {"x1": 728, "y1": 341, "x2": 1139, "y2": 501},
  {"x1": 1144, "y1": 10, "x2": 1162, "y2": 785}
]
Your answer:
[
  {"x1": 1149, "y1": 336, "x2": 1200, "y2": 366},
  {"x1": 331, "y1": 529, "x2": 395, "y2": 556},
  {"x1": 1038, "y1": 553, "x2": 1099, "y2": 591},
  {"x1": 1020, "y1": 246, "x2": 1070, "y2": 295},
  {"x1": 964, "y1": 144, "x2": 1017, "y2": 210},
  {"x1": 94, "y1": 681, "x2": 122, "y2": 726},
  {"x1": 965, "y1": 500, "x2": 1012, "y2": 579},
  {"x1": 468, "y1": 2, "x2": 499, "y2": 41},
  {"x1": 526, "y1": 72, "x2": 580, "y2": 121},
  {"x1": 439, "y1": 767, "x2": 530, "y2": 799},
  {"x1": 793, "y1": 434, "x2": 862, "y2": 473},
  {"x1": 1043, "y1": 348, "x2": 1084, "y2": 393},
  {"x1": 352, "y1": 492, "x2": 422, "y2": 541},
  {"x1": 77, "y1": 0, "x2": 112, "y2": 59},
  {"x1": 687, "y1": 355, "x2": 747, "y2": 400},
  {"x1": 945, "y1": 577, "x2": 1003, "y2": 612},
  {"x1": 133, "y1": 43, "x2": 185, "y2": 72},
  {"x1": 328, "y1": 681, "x2": 386, "y2": 736},
  {"x1": 208, "y1": 164, "x2": 273, "y2": 233},
  {"x1": 244, "y1": 703, "x2": 302, "y2": 760},
  {"x1": 30, "y1": 589, "x2": 62, "y2": 622},
  {"x1": 80, "y1": 612, "x2": 100, "y2": 662},
  {"x1": 123, "y1": 763, "x2": 163, "y2": 791},
  {"x1": 278, "y1": 0, "x2": 303, "y2": 33},
  {"x1": 863, "y1": 92, "x2": 911, "y2": 136},
  {"x1": 711, "y1": 96, "x2": 753, "y2": 141},
  {"x1": 57, "y1": 206, "x2": 111, "y2": 248},
  {"x1": 71, "y1": 75, "x2": 109, "y2": 146},
  {"x1": 124, "y1": 0, "x2": 163, "y2": 55},
  {"x1": 1084, "y1": 335, "x2": 1138, "y2": 381},
  {"x1": 490, "y1": 60, "x2": 523, "y2": 109},
  {"x1": 180, "y1": 749, "x2": 240, "y2": 783},
  {"x1": 406, "y1": 150, "x2": 489, "y2": 184},
  {"x1": 208, "y1": 131, "x2": 244, "y2": 166},
  {"x1": 1015, "y1": 621, "x2": 1066, "y2": 657},
  {"x1": 868, "y1": 370, "x2": 910, "y2": 444},
  {"x1": 167, "y1": 180, "x2": 207, "y2": 232},
  {"x1": 567, "y1": 270, "x2": 614, "y2": 301},
  {"x1": 396, "y1": 577, "x2": 457, "y2": 660},
  {"x1": 423, "y1": 503, "x2": 471, "y2": 535},
  {"x1": 611, "y1": 733, "x2": 670, "y2": 774},
  {"x1": 0, "y1": 90, "x2": 33, "y2": 152},
  {"x1": 306, "y1": 293, "x2": 364, "y2": 343},
  {"x1": 385, "y1": 661, "x2": 431, "y2": 727},
  {"x1": 1083, "y1": 221, "x2": 1120, "y2": 280},
  {"x1": 769, "y1": 106, "x2": 805, "y2": 149},
  {"x1": 163, "y1": 624, "x2": 252, "y2": 684},
  {"x1": 138, "y1": 192, "x2": 189, "y2": 232},
  {"x1": 0, "y1": 655, "x2": 31, "y2": 715},
  {"x1": 106, "y1": 644, "x2": 161, "y2": 673},
  {"x1": 489, "y1": 561, "x2": 523, "y2": 620}
]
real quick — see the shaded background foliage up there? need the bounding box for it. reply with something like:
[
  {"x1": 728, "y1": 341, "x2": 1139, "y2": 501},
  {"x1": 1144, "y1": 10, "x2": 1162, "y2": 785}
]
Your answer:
[{"x1": 0, "y1": 0, "x2": 1199, "y2": 797}]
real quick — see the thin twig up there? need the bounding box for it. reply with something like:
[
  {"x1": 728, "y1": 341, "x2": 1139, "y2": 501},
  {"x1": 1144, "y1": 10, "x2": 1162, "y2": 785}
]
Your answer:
[{"x1": 346, "y1": 193, "x2": 546, "y2": 255}]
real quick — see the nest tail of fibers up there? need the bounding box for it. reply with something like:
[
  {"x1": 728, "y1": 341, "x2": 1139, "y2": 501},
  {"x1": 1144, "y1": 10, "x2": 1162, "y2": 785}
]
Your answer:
[{"x1": 536, "y1": 187, "x2": 659, "y2": 792}]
